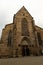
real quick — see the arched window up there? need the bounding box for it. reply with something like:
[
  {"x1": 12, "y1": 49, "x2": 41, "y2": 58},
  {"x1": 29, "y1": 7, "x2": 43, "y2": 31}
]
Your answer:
[
  {"x1": 32, "y1": 20, "x2": 35, "y2": 32},
  {"x1": 37, "y1": 32, "x2": 42, "y2": 45},
  {"x1": 7, "y1": 30, "x2": 12, "y2": 47},
  {"x1": 22, "y1": 18, "x2": 29, "y2": 36}
]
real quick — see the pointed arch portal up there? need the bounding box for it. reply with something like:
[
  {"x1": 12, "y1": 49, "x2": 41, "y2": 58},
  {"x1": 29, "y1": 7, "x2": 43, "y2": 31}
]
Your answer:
[{"x1": 21, "y1": 37, "x2": 30, "y2": 56}]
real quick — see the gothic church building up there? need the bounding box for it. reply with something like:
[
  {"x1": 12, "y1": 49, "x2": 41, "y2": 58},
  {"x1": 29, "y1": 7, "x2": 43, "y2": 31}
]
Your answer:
[{"x1": 0, "y1": 6, "x2": 43, "y2": 58}]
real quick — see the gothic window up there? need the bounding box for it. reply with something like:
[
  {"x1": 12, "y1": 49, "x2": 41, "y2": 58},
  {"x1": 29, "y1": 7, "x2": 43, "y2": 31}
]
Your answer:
[
  {"x1": 37, "y1": 32, "x2": 42, "y2": 45},
  {"x1": 7, "y1": 30, "x2": 12, "y2": 47},
  {"x1": 32, "y1": 20, "x2": 35, "y2": 31},
  {"x1": 22, "y1": 18, "x2": 29, "y2": 36}
]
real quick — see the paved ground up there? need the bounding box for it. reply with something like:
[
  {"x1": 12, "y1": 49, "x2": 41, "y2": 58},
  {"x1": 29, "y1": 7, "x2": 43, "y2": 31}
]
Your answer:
[{"x1": 0, "y1": 56, "x2": 43, "y2": 65}]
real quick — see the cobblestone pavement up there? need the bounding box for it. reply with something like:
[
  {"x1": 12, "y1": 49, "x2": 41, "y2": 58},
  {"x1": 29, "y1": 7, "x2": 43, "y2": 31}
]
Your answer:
[{"x1": 0, "y1": 56, "x2": 43, "y2": 65}]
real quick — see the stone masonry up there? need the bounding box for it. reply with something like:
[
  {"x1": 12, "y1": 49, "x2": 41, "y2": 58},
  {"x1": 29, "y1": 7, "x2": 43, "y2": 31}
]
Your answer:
[{"x1": 0, "y1": 6, "x2": 43, "y2": 58}]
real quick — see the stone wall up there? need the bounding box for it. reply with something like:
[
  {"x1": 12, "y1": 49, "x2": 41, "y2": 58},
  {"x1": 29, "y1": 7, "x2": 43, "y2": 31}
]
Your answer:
[
  {"x1": 35, "y1": 26, "x2": 43, "y2": 45},
  {"x1": 0, "y1": 23, "x2": 13, "y2": 57}
]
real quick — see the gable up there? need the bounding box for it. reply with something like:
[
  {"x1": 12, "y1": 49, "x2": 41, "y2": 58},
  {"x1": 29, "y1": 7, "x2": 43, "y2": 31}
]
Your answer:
[{"x1": 15, "y1": 6, "x2": 33, "y2": 20}]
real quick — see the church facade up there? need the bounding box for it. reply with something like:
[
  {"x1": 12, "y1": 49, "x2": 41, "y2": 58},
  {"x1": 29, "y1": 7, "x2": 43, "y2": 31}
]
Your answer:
[{"x1": 0, "y1": 6, "x2": 43, "y2": 58}]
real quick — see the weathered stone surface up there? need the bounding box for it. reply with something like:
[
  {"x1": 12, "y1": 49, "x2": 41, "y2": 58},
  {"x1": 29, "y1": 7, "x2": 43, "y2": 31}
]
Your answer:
[{"x1": 0, "y1": 6, "x2": 43, "y2": 58}]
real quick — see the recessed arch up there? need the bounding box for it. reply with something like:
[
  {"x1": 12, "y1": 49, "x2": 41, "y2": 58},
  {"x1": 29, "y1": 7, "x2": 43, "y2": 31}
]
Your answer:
[
  {"x1": 21, "y1": 37, "x2": 31, "y2": 46},
  {"x1": 21, "y1": 37, "x2": 31, "y2": 56}
]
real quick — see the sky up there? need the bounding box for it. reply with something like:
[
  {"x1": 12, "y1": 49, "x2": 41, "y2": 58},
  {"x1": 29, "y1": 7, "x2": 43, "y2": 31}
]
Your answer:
[{"x1": 0, "y1": 0, "x2": 43, "y2": 38}]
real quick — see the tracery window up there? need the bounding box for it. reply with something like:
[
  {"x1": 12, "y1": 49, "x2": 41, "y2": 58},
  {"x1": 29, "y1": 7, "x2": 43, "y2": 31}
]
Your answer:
[
  {"x1": 7, "y1": 30, "x2": 12, "y2": 47},
  {"x1": 22, "y1": 18, "x2": 29, "y2": 36},
  {"x1": 32, "y1": 20, "x2": 35, "y2": 32},
  {"x1": 37, "y1": 32, "x2": 42, "y2": 45}
]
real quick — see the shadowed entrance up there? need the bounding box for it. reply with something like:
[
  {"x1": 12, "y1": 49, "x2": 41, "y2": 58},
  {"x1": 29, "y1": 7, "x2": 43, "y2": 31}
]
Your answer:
[
  {"x1": 22, "y1": 45, "x2": 30, "y2": 56},
  {"x1": 21, "y1": 37, "x2": 30, "y2": 56}
]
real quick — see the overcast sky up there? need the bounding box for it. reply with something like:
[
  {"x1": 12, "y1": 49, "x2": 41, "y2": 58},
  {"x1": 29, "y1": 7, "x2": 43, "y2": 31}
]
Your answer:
[{"x1": 0, "y1": 0, "x2": 43, "y2": 38}]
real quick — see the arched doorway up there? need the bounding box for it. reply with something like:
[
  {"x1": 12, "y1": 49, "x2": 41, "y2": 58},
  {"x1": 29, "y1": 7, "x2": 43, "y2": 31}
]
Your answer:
[
  {"x1": 22, "y1": 45, "x2": 30, "y2": 56},
  {"x1": 21, "y1": 37, "x2": 30, "y2": 56}
]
